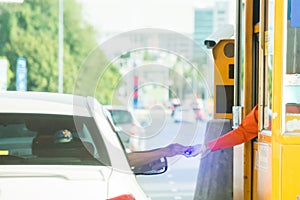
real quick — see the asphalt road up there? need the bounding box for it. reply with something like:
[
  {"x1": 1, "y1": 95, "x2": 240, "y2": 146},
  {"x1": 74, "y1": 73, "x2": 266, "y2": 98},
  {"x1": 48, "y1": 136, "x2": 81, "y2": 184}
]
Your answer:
[{"x1": 136, "y1": 115, "x2": 207, "y2": 200}]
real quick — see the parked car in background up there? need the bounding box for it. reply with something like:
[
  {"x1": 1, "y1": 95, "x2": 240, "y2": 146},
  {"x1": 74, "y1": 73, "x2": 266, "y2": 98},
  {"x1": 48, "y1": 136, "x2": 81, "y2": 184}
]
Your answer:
[
  {"x1": 0, "y1": 91, "x2": 156, "y2": 200},
  {"x1": 103, "y1": 105, "x2": 146, "y2": 152},
  {"x1": 173, "y1": 105, "x2": 205, "y2": 123}
]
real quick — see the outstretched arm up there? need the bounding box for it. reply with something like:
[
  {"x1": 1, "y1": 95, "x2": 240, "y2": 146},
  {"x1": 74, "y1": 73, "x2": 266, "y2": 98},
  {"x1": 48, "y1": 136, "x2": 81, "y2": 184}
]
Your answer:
[
  {"x1": 127, "y1": 143, "x2": 188, "y2": 167},
  {"x1": 184, "y1": 105, "x2": 259, "y2": 157},
  {"x1": 207, "y1": 105, "x2": 258, "y2": 151}
]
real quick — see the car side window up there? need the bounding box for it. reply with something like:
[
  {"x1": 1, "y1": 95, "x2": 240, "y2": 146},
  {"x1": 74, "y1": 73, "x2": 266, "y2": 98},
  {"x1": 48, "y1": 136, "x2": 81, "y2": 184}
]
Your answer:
[{"x1": 0, "y1": 114, "x2": 110, "y2": 166}]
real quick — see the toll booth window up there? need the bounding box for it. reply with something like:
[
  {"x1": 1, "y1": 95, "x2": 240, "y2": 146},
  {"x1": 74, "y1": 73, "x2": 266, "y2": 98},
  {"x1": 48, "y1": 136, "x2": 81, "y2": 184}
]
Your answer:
[{"x1": 283, "y1": 0, "x2": 300, "y2": 134}]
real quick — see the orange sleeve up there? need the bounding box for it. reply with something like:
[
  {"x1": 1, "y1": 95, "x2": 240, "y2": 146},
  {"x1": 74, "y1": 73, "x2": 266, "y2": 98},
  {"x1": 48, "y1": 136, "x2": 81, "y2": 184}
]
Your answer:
[{"x1": 207, "y1": 105, "x2": 258, "y2": 151}]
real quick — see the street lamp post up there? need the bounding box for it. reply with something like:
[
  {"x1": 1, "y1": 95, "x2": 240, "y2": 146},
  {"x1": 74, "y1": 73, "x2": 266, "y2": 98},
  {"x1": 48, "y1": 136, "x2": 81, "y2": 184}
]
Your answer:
[{"x1": 58, "y1": 0, "x2": 63, "y2": 93}]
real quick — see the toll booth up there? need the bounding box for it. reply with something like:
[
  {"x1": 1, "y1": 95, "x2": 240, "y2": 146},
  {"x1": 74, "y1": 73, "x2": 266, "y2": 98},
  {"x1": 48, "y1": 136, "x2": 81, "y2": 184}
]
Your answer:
[{"x1": 194, "y1": 39, "x2": 234, "y2": 200}]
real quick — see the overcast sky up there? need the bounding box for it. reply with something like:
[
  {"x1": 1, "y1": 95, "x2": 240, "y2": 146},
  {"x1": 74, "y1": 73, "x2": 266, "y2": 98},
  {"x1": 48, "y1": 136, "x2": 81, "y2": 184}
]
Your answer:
[{"x1": 79, "y1": 0, "x2": 209, "y2": 34}]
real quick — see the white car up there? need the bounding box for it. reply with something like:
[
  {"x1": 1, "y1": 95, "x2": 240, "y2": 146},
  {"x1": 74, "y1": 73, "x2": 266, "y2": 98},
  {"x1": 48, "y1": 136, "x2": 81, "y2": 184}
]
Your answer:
[
  {"x1": 103, "y1": 105, "x2": 146, "y2": 152},
  {"x1": 0, "y1": 91, "x2": 156, "y2": 200}
]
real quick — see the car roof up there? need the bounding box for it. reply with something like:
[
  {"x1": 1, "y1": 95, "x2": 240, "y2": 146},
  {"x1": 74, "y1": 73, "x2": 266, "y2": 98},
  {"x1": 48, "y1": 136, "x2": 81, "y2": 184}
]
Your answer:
[{"x1": 0, "y1": 91, "x2": 91, "y2": 116}]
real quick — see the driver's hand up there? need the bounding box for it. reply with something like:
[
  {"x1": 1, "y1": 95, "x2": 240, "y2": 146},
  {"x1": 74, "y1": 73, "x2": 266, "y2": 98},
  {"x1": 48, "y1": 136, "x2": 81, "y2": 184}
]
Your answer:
[{"x1": 163, "y1": 143, "x2": 190, "y2": 157}]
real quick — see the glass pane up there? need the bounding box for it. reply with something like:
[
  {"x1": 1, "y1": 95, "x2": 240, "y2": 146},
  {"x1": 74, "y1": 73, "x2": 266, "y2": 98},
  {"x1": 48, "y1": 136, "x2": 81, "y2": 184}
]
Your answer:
[
  {"x1": 0, "y1": 114, "x2": 109, "y2": 165},
  {"x1": 284, "y1": 75, "x2": 300, "y2": 133},
  {"x1": 110, "y1": 110, "x2": 134, "y2": 124},
  {"x1": 264, "y1": 0, "x2": 274, "y2": 131},
  {"x1": 283, "y1": 0, "x2": 300, "y2": 134}
]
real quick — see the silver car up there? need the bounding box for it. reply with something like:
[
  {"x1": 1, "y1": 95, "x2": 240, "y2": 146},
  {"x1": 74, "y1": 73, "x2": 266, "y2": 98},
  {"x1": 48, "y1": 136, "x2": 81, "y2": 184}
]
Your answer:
[{"x1": 103, "y1": 105, "x2": 146, "y2": 152}]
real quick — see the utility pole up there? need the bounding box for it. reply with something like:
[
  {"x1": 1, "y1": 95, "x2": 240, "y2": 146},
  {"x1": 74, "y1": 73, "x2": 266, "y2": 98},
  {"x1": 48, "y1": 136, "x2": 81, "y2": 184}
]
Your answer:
[{"x1": 58, "y1": 0, "x2": 64, "y2": 93}]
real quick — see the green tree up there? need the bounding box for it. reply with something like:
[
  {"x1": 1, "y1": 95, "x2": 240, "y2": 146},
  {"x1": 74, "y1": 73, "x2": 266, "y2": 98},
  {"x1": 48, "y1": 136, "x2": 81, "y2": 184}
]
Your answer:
[
  {"x1": 0, "y1": 1, "x2": 60, "y2": 91},
  {"x1": 0, "y1": 0, "x2": 121, "y2": 104}
]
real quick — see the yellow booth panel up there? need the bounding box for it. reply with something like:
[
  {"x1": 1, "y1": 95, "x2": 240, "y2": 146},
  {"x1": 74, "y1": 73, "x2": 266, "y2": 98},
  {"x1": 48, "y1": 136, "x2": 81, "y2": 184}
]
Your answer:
[
  {"x1": 212, "y1": 39, "x2": 234, "y2": 119},
  {"x1": 252, "y1": 142, "x2": 258, "y2": 200},
  {"x1": 281, "y1": 145, "x2": 300, "y2": 199},
  {"x1": 253, "y1": 142, "x2": 272, "y2": 200}
]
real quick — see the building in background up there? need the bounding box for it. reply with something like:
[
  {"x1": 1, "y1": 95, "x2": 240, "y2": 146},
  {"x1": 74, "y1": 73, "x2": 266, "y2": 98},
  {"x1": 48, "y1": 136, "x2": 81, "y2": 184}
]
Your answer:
[
  {"x1": 193, "y1": 0, "x2": 233, "y2": 48},
  {"x1": 194, "y1": 8, "x2": 214, "y2": 47}
]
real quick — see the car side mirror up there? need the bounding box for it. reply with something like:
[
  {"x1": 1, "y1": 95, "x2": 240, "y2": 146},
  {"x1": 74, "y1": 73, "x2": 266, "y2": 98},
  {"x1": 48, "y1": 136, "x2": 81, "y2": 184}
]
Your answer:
[{"x1": 132, "y1": 157, "x2": 168, "y2": 175}]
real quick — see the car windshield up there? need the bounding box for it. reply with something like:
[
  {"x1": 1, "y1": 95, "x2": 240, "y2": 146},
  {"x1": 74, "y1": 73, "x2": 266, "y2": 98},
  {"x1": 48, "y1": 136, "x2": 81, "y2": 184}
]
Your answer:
[
  {"x1": 0, "y1": 114, "x2": 110, "y2": 166},
  {"x1": 109, "y1": 110, "x2": 133, "y2": 124}
]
